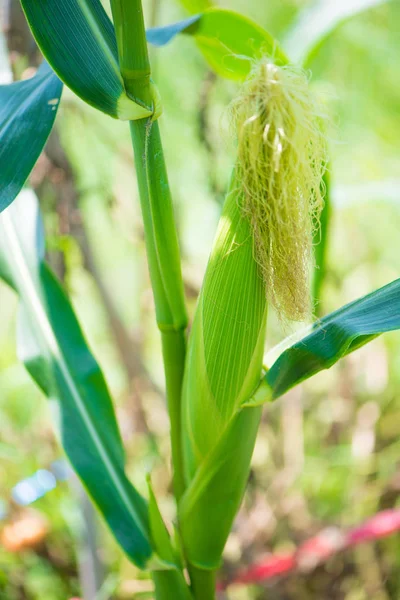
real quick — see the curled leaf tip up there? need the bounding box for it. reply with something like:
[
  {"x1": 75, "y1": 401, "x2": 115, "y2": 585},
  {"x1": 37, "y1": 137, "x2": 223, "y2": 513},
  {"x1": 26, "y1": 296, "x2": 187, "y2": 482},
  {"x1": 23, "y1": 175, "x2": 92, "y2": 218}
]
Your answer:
[{"x1": 230, "y1": 58, "x2": 328, "y2": 322}]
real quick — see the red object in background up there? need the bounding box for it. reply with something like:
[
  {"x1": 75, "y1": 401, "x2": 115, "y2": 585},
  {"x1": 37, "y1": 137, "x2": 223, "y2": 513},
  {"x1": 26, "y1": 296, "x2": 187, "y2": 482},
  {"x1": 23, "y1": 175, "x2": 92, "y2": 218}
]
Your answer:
[
  {"x1": 226, "y1": 553, "x2": 296, "y2": 587},
  {"x1": 220, "y1": 508, "x2": 400, "y2": 589},
  {"x1": 347, "y1": 508, "x2": 400, "y2": 546}
]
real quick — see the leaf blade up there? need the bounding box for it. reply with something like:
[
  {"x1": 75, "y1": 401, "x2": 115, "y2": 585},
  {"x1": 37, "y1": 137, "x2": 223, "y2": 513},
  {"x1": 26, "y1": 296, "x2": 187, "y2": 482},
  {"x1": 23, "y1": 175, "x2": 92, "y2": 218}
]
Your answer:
[
  {"x1": 261, "y1": 278, "x2": 400, "y2": 401},
  {"x1": 178, "y1": 0, "x2": 213, "y2": 15},
  {"x1": 20, "y1": 0, "x2": 151, "y2": 119},
  {"x1": 147, "y1": 9, "x2": 288, "y2": 78},
  {"x1": 0, "y1": 193, "x2": 152, "y2": 567},
  {"x1": 146, "y1": 16, "x2": 201, "y2": 47},
  {"x1": 0, "y1": 62, "x2": 62, "y2": 213},
  {"x1": 284, "y1": 0, "x2": 388, "y2": 66}
]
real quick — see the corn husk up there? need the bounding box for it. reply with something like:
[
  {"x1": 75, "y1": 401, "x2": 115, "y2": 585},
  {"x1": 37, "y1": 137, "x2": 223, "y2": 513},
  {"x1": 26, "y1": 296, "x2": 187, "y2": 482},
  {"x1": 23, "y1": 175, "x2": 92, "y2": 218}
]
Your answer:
[
  {"x1": 182, "y1": 174, "x2": 267, "y2": 484},
  {"x1": 180, "y1": 175, "x2": 267, "y2": 567},
  {"x1": 179, "y1": 58, "x2": 326, "y2": 570}
]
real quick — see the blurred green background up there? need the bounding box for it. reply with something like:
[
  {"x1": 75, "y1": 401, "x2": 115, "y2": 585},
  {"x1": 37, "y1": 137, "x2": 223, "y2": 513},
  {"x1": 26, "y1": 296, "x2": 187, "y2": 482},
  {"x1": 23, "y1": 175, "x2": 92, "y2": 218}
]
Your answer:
[{"x1": 1, "y1": 0, "x2": 400, "y2": 598}]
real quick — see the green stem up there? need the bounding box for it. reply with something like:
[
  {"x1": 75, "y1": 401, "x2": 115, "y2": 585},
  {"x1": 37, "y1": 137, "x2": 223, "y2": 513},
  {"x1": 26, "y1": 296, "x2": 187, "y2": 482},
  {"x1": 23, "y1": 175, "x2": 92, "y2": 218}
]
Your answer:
[
  {"x1": 129, "y1": 112, "x2": 188, "y2": 506},
  {"x1": 161, "y1": 330, "x2": 187, "y2": 501},
  {"x1": 109, "y1": 4, "x2": 203, "y2": 598},
  {"x1": 110, "y1": 0, "x2": 188, "y2": 502},
  {"x1": 129, "y1": 120, "x2": 187, "y2": 332},
  {"x1": 152, "y1": 571, "x2": 194, "y2": 600},
  {"x1": 189, "y1": 567, "x2": 217, "y2": 600},
  {"x1": 110, "y1": 0, "x2": 152, "y2": 108}
]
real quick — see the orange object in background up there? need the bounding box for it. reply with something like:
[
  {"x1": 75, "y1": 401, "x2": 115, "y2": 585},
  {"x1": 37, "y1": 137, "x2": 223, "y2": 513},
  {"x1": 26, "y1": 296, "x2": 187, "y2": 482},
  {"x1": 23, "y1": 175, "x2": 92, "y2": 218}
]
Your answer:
[{"x1": 0, "y1": 510, "x2": 48, "y2": 552}]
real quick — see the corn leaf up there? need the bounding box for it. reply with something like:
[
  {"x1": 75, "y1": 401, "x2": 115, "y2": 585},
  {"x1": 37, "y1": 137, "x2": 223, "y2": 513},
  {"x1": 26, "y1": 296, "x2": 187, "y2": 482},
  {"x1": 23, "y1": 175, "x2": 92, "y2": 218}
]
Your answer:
[
  {"x1": 147, "y1": 9, "x2": 288, "y2": 79},
  {"x1": 249, "y1": 278, "x2": 400, "y2": 404},
  {"x1": 146, "y1": 16, "x2": 201, "y2": 47},
  {"x1": 178, "y1": 0, "x2": 213, "y2": 15},
  {"x1": 0, "y1": 192, "x2": 153, "y2": 568},
  {"x1": 147, "y1": 477, "x2": 177, "y2": 566},
  {"x1": 179, "y1": 406, "x2": 262, "y2": 569},
  {"x1": 191, "y1": 9, "x2": 288, "y2": 77},
  {"x1": 284, "y1": 0, "x2": 388, "y2": 66},
  {"x1": 147, "y1": 478, "x2": 193, "y2": 599},
  {"x1": 0, "y1": 62, "x2": 62, "y2": 214},
  {"x1": 20, "y1": 0, "x2": 152, "y2": 120}
]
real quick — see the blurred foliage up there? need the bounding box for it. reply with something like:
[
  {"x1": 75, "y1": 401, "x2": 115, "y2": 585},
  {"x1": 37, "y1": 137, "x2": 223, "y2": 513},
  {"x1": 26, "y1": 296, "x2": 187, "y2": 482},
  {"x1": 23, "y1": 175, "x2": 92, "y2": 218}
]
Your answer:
[{"x1": 1, "y1": 0, "x2": 400, "y2": 598}]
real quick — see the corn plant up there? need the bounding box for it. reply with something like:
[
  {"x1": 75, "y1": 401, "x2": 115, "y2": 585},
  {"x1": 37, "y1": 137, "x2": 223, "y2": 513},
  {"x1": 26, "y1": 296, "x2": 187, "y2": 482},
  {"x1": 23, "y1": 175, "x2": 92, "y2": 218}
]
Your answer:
[{"x1": 0, "y1": 0, "x2": 396, "y2": 598}]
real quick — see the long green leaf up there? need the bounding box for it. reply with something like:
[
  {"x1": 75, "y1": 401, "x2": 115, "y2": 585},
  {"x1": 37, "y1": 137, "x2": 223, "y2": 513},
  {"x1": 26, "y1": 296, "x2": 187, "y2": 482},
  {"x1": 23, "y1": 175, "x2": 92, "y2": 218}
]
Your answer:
[
  {"x1": 284, "y1": 0, "x2": 388, "y2": 66},
  {"x1": 179, "y1": 406, "x2": 261, "y2": 569},
  {"x1": 0, "y1": 62, "x2": 62, "y2": 213},
  {"x1": 147, "y1": 9, "x2": 288, "y2": 79},
  {"x1": 20, "y1": 0, "x2": 152, "y2": 120},
  {"x1": 0, "y1": 192, "x2": 152, "y2": 568},
  {"x1": 247, "y1": 278, "x2": 400, "y2": 404},
  {"x1": 147, "y1": 478, "x2": 193, "y2": 599}
]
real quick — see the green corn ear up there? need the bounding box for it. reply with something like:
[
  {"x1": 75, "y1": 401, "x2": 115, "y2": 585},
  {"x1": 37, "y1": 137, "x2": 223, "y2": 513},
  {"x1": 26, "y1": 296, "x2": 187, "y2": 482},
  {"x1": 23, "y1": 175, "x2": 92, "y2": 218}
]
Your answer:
[
  {"x1": 179, "y1": 174, "x2": 267, "y2": 569},
  {"x1": 179, "y1": 58, "x2": 326, "y2": 571},
  {"x1": 182, "y1": 174, "x2": 267, "y2": 483}
]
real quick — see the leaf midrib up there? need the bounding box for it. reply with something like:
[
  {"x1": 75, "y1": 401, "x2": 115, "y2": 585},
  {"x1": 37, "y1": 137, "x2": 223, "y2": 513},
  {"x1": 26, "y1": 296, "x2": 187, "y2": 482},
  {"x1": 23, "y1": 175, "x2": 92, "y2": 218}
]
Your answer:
[{"x1": 77, "y1": 0, "x2": 122, "y2": 83}]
